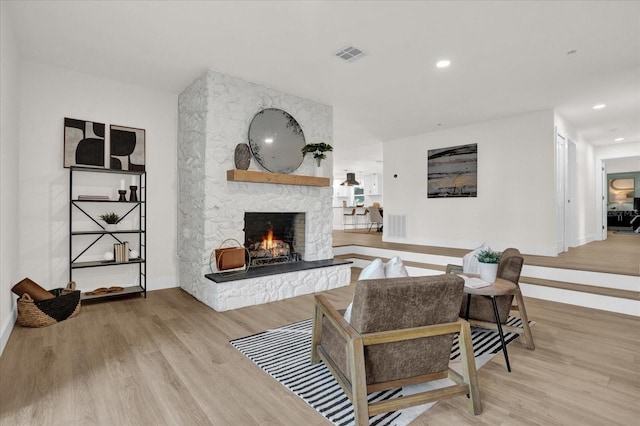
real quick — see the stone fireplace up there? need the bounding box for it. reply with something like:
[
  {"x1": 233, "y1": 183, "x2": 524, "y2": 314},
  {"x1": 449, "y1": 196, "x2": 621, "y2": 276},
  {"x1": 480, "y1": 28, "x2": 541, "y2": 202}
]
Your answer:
[{"x1": 177, "y1": 70, "x2": 351, "y2": 311}]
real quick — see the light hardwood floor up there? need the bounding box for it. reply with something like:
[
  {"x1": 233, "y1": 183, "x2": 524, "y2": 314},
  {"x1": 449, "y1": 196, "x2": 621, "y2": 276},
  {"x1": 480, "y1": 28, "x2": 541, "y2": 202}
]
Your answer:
[{"x1": 1, "y1": 276, "x2": 639, "y2": 425}]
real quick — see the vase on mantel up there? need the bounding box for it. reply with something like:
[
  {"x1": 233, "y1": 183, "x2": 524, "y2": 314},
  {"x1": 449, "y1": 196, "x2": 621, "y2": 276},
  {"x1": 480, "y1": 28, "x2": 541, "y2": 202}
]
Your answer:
[{"x1": 234, "y1": 143, "x2": 251, "y2": 170}]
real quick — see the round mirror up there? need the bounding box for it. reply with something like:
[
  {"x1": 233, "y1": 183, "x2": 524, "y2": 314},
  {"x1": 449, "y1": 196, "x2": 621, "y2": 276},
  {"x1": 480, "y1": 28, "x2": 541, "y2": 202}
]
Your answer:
[{"x1": 248, "y1": 108, "x2": 305, "y2": 174}]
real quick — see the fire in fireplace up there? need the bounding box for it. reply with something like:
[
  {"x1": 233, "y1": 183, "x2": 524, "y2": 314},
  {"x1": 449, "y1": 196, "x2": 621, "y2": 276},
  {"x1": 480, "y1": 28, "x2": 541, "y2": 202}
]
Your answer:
[{"x1": 244, "y1": 212, "x2": 305, "y2": 266}]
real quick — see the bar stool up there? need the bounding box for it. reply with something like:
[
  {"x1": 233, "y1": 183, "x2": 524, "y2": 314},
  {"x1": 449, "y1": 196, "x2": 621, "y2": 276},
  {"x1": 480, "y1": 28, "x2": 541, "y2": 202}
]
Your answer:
[
  {"x1": 356, "y1": 208, "x2": 368, "y2": 229},
  {"x1": 343, "y1": 208, "x2": 356, "y2": 229}
]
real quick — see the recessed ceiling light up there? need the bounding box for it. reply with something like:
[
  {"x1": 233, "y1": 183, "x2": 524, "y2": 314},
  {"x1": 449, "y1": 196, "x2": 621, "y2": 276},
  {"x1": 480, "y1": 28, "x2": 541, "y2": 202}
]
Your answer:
[
  {"x1": 614, "y1": 137, "x2": 625, "y2": 142},
  {"x1": 436, "y1": 60, "x2": 450, "y2": 68},
  {"x1": 592, "y1": 104, "x2": 606, "y2": 110}
]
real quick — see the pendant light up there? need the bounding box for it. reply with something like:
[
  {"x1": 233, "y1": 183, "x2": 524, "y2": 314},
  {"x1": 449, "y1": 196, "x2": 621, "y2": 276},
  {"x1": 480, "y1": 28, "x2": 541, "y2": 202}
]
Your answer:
[{"x1": 341, "y1": 172, "x2": 360, "y2": 186}]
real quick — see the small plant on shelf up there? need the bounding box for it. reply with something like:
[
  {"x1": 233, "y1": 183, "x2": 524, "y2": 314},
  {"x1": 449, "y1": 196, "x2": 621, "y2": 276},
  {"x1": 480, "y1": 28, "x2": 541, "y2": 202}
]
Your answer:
[
  {"x1": 99, "y1": 212, "x2": 120, "y2": 224},
  {"x1": 476, "y1": 248, "x2": 501, "y2": 264},
  {"x1": 302, "y1": 142, "x2": 333, "y2": 166}
]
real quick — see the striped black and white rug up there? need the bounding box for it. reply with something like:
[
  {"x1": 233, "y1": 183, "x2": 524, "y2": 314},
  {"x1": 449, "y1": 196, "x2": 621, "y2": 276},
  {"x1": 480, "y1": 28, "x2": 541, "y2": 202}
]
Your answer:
[{"x1": 230, "y1": 317, "x2": 525, "y2": 426}]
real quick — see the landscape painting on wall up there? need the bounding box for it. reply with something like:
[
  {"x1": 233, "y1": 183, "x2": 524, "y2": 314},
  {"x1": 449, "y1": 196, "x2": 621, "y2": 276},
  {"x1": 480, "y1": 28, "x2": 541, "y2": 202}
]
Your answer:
[
  {"x1": 427, "y1": 143, "x2": 477, "y2": 198},
  {"x1": 110, "y1": 125, "x2": 146, "y2": 171},
  {"x1": 63, "y1": 118, "x2": 105, "y2": 168}
]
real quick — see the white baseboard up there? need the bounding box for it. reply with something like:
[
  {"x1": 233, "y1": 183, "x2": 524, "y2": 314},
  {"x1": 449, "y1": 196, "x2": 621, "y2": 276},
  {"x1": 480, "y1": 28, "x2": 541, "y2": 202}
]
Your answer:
[
  {"x1": 147, "y1": 276, "x2": 179, "y2": 292},
  {"x1": 0, "y1": 305, "x2": 17, "y2": 357},
  {"x1": 573, "y1": 233, "x2": 596, "y2": 247}
]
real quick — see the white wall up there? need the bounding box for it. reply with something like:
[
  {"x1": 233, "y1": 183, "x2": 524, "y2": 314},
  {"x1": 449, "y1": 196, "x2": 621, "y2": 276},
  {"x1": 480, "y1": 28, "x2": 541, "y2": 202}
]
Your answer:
[
  {"x1": 605, "y1": 156, "x2": 640, "y2": 173},
  {"x1": 17, "y1": 62, "x2": 179, "y2": 296},
  {"x1": 573, "y1": 137, "x2": 596, "y2": 245},
  {"x1": 554, "y1": 113, "x2": 597, "y2": 247},
  {"x1": 383, "y1": 110, "x2": 557, "y2": 256},
  {"x1": 0, "y1": 4, "x2": 21, "y2": 354}
]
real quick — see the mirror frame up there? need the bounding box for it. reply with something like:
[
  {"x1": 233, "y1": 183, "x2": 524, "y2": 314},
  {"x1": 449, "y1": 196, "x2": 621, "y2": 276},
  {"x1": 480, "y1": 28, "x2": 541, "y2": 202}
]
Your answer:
[{"x1": 247, "y1": 108, "x2": 306, "y2": 174}]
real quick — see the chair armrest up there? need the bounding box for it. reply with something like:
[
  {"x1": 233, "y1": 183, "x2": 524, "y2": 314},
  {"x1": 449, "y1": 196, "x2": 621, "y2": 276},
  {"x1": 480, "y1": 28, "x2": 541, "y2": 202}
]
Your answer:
[
  {"x1": 361, "y1": 318, "x2": 466, "y2": 346},
  {"x1": 314, "y1": 294, "x2": 361, "y2": 341}
]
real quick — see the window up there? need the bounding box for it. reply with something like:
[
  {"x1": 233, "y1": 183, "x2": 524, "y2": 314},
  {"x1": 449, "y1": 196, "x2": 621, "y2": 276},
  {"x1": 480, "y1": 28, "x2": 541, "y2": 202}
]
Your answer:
[{"x1": 354, "y1": 186, "x2": 365, "y2": 206}]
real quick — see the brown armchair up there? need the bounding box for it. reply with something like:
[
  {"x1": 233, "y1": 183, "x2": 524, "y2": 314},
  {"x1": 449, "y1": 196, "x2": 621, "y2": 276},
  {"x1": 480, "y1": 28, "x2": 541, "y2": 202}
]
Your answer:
[{"x1": 310, "y1": 275, "x2": 481, "y2": 425}]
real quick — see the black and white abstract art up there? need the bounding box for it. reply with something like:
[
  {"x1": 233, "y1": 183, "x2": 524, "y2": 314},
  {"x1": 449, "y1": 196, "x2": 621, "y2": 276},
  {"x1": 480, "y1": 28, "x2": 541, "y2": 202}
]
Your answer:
[
  {"x1": 427, "y1": 143, "x2": 478, "y2": 198},
  {"x1": 64, "y1": 118, "x2": 105, "y2": 168},
  {"x1": 110, "y1": 125, "x2": 145, "y2": 171}
]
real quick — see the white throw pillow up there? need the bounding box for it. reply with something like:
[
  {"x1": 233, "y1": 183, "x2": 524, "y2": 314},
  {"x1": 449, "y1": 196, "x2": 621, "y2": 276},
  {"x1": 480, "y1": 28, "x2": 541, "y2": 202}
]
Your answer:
[
  {"x1": 385, "y1": 256, "x2": 409, "y2": 278},
  {"x1": 462, "y1": 243, "x2": 491, "y2": 274},
  {"x1": 358, "y1": 258, "x2": 386, "y2": 280},
  {"x1": 344, "y1": 258, "x2": 386, "y2": 322}
]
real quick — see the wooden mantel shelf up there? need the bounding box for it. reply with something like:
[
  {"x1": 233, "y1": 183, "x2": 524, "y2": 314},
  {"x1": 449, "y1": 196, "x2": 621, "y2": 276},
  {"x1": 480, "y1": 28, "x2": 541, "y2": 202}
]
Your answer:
[{"x1": 227, "y1": 169, "x2": 330, "y2": 187}]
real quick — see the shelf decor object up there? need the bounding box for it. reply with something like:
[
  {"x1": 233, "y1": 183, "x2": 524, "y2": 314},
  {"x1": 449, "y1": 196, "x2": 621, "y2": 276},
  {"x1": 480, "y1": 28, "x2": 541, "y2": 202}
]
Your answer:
[{"x1": 129, "y1": 185, "x2": 138, "y2": 202}]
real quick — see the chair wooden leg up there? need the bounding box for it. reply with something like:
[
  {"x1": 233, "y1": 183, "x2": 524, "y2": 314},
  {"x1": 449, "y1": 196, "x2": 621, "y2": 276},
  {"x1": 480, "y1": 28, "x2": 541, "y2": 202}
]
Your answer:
[
  {"x1": 514, "y1": 289, "x2": 535, "y2": 350},
  {"x1": 349, "y1": 337, "x2": 370, "y2": 426},
  {"x1": 459, "y1": 320, "x2": 482, "y2": 415},
  {"x1": 310, "y1": 302, "x2": 323, "y2": 364}
]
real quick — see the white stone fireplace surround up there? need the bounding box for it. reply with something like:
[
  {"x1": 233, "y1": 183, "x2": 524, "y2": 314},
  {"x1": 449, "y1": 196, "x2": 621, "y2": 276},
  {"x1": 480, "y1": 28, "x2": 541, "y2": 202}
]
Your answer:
[{"x1": 177, "y1": 70, "x2": 350, "y2": 311}]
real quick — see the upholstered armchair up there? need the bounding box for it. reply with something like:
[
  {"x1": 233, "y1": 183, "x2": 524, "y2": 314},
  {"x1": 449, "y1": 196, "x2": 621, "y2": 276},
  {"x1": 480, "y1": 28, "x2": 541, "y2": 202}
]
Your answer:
[{"x1": 310, "y1": 275, "x2": 481, "y2": 425}]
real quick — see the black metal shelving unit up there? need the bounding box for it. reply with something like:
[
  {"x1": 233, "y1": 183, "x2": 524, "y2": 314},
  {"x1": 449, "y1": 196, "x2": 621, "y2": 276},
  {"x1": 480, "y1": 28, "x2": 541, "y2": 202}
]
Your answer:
[{"x1": 69, "y1": 167, "x2": 147, "y2": 300}]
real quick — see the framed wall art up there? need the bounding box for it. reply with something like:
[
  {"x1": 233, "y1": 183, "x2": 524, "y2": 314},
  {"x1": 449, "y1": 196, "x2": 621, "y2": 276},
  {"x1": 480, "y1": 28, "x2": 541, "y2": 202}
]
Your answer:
[
  {"x1": 110, "y1": 125, "x2": 145, "y2": 171},
  {"x1": 427, "y1": 143, "x2": 477, "y2": 198},
  {"x1": 63, "y1": 117, "x2": 106, "y2": 168},
  {"x1": 608, "y1": 177, "x2": 634, "y2": 204}
]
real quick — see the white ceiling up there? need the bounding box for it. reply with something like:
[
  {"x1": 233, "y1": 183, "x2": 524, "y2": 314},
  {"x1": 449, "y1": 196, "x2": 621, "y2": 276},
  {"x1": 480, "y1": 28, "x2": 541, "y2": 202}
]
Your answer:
[{"x1": 5, "y1": 1, "x2": 639, "y2": 179}]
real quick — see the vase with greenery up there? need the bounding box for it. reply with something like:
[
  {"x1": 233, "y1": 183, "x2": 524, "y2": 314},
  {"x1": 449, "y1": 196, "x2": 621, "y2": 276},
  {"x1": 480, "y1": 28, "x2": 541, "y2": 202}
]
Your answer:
[
  {"x1": 302, "y1": 142, "x2": 333, "y2": 167},
  {"x1": 476, "y1": 248, "x2": 500, "y2": 282},
  {"x1": 99, "y1": 212, "x2": 120, "y2": 231}
]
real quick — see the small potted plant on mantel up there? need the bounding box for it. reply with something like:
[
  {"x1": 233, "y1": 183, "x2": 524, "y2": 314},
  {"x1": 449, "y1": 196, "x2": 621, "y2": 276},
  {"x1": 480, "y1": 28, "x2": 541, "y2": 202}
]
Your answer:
[
  {"x1": 99, "y1": 212, "x2": 121, "y2": 232},
  {"x1": 302, "y1": 142, "x2": 333, "y2": 167},
  {"x1": 476, "y1": 248, "x2": 501, "y2": 282}
]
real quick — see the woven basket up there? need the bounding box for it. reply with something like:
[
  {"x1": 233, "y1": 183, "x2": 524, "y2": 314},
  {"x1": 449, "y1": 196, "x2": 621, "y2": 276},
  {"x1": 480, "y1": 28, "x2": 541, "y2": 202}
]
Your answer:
[{"x1": 17, "y1": 281, "x2": 81, "y2": 327}]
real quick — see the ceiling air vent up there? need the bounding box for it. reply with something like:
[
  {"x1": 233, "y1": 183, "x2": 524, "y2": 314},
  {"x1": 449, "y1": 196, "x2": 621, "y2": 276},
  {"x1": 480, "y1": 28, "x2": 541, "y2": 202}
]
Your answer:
[{"x1": 334, "y1": 46, "x2": 366, "y2": 62}]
